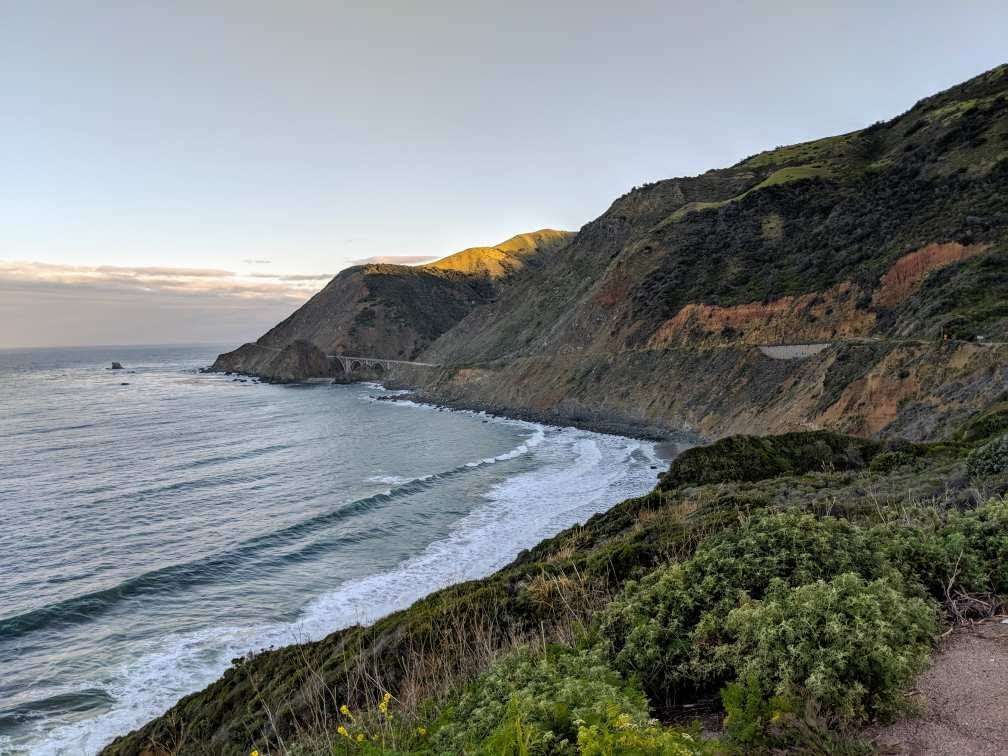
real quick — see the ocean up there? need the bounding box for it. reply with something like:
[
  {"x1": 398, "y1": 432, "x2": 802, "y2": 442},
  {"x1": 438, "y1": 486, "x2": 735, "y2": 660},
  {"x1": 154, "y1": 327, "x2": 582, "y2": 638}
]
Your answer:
[{"x1": 0, "y1": 345, "x2": 662, "y2": 754}]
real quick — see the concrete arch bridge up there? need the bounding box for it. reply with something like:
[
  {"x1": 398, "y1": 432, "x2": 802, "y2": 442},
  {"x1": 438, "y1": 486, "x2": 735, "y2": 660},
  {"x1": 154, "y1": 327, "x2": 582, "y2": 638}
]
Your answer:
[{"x1": 329, "y1": 354, "x2": 439, "y2": 374}]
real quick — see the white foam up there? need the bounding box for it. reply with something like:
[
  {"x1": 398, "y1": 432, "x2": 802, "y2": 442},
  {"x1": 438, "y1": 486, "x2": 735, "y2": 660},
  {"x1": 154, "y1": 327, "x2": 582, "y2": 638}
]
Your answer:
[
  {"x1": 366, "y1": 474, "x2": 412, "y2": 485},
  {"x1": 30, "y1": 411, "x2": 657, "y2": 755},
  {"x1": 296, "y1": 426, "x2": 655, "y2": 636}
]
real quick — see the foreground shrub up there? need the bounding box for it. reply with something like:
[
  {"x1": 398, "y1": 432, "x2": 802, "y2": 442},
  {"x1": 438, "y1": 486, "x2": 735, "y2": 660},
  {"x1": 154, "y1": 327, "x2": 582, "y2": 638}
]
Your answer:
[
  {"x1": 431, "y1": 646, "x2": 651, "y2": 754},
  {"x1": 721, "y1": 677, "x2": 875, "y2": 756},
  {"x1": 720, "y1": 672, "x2": 794, "y2": 749},
  {"x1": 725, "y1": 573, "x2": 936, "y2": 725},
  {"x1": 874, "y1": 499, "x2": 1008, "y2": 603},
  {"x1": 600, "y1": 511, "x2": 883, "y2": 699},
  {"x1": 966, "y1": 433, "x2": 1008, "y2": 478},
  {"x1": 577, "y1": 720, "x2": 711, "y2": 755}
]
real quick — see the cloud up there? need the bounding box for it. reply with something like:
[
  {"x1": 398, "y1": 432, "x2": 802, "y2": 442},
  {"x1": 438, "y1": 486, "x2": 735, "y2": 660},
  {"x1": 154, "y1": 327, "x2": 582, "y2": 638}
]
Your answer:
[
  {"x1": 247, "y1": 272, "x2": 335, "y2": 282},
  {"x1": 243, "y1": 259, "x2": 273, "y2": 265},
  {"x1": 93, "y1": 265, "x2": 237, "y2": 277},
  {"x1": 0, "y1": 261, "x2": 328, "y2": 299},
  {"x1": 348, "y1": 255, "x2": 437, "y2": 266},
  {"x1": 0, "y1": 261, "x2": 334, "y2": 347}
]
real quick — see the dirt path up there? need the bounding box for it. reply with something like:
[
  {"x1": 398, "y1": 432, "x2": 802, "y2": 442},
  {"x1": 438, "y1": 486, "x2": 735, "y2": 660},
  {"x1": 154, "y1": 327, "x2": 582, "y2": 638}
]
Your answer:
[{"x1": 868, "y1": 618, "x2": 1008, "y2": 755}]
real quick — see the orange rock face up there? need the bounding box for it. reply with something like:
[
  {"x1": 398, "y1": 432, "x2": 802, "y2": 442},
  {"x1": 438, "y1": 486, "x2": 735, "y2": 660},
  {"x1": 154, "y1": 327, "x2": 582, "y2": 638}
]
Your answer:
[
  {"x1": 873, "y1": 242, "x2": 990, "y2": 308},
  {"x1": 646, "y1": 241, "x2": 993, "y2": 349},
  {"x1": 647, "y1": 281, "x2": 876, "y2": 348}
]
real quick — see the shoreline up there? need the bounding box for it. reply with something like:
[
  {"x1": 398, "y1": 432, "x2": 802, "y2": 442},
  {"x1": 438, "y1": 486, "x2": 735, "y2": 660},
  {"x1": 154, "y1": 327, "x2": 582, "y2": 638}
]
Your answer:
[
  {"x1": 374, "y1": 390, "x2": 697, "y2": 462},
  {"x1": 207, "y1": 364, "x2": 700, "y2": 461}
]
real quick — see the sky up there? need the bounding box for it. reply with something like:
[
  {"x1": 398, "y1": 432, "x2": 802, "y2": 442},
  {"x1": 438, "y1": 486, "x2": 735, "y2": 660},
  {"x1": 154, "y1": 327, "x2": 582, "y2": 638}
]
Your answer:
[{"x1": 1, "y1": 1, "x2": 1006, "y2": 347}]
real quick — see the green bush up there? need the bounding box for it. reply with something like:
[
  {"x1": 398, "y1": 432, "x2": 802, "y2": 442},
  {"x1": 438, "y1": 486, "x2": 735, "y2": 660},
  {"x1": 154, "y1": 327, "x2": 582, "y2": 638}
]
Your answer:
[
  {"x1": 431, "y1": 646, "x2": 651, "y2": 754},
  {"x1": 724, "y1": 573, "x2": 936, "y2": 724},
  {"x1": 721, "y1": 676, "x2": 875, "y2": 755},
  {"x1": 875, "y1": 499, "x2": 1008, "y2": 598},
  {"x1": 966, "y1": 434, "x2": 1008, "y2": 478},
  {"x1": 954, "y1": 402, "x2": 1008, "y2": 443},
  {"x1": 577, "y1": 720, "x2": 711, "y2": 755},
  {"x1": 721, "y1": 673, "x2": 794, "y2": 749},
  {"x1": 600, "y1": 512, "x2": 884, "y2": 699},
  {"x1": 658, "y1": 431, "x2": 880, "y2": 490},
  {"x1": 868, "y1": 449, "x2": 916, "y2": 473}
]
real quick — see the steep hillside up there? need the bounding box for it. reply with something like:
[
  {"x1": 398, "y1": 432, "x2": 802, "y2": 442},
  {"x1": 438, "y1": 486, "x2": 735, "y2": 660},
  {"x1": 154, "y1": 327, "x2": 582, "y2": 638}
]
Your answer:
[
  {"x1": 212, "y1": 230, "x2": 572, "y2": 379},
  {"x1": 417, "y1": 64, "x2": 1008, "y2": 440}
]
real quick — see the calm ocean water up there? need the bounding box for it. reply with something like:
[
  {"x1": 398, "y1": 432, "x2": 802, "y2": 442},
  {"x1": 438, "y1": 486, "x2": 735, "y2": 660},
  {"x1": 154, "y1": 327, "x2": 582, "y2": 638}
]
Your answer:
[{"x1": 0, "y1": 345, "x2": 662, "y2": 754}]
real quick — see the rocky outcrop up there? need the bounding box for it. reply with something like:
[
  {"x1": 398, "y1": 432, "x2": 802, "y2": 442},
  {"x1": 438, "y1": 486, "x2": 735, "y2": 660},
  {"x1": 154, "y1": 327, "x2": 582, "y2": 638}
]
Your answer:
[
  {"x1": 647, "y1": 281, "x2": 875, "y2": 348},
  {"x1": 212, "y1": 340, "x2": 331, "y2": 382}
]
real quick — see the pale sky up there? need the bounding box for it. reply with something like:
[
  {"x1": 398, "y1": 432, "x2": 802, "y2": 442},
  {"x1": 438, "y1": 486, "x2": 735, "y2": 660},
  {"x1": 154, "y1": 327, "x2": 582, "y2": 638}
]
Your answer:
[{"x1": 1, "y1": 1, "x2": 1005, "y2": 347}]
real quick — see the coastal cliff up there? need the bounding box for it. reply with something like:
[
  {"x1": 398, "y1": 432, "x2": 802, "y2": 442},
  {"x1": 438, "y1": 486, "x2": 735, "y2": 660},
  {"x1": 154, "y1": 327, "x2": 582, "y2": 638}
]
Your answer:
[{"x1": 217, "y1": 65, "x2": 1008, "y2": 440}]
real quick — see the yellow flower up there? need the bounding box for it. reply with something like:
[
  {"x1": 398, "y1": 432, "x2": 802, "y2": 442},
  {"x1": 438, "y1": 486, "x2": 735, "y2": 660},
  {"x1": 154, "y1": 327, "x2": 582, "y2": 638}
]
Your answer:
[
  {"x1": 340, "y1": 704, "x2": 351, "y2": 716},
  {"x1": 771, "y1": 710, "x2": 782, "y2": 723},
  {"x1": 356, "y1": 733, "x2": 365, "y2": 742},
  {"x1": 251, "y1": 751, "x2": 259, "y2": 756},
  {"x1": 417, "y1": 726, "x2": 427, "y2": 736},
  {"x1": 337, "y1": 725, "x2": 350, "y2": 738}
]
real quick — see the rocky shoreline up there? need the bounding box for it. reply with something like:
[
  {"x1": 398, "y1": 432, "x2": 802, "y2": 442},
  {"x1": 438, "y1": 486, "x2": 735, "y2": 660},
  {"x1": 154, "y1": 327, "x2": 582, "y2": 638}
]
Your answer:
[
  {"x1": 207, "y1": 357, "x2": 700, "y2": 452},
  {"x1": 373, "y1": 391, "x2": 698, "y2": 448}
]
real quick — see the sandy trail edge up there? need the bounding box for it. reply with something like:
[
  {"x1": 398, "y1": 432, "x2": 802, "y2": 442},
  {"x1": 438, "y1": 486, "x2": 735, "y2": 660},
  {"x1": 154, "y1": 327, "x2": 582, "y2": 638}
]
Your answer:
[{"x1": 867, "y1": 617, "x2": 1008, "y2": 755}]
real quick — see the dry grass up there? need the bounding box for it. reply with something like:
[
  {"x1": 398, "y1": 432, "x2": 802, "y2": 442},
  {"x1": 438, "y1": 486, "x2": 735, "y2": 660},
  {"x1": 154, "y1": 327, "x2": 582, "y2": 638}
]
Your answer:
[
  {"x1": 257, "y1": 563, "x2": 620, "y2": 754},
  {"x1": 543, "y1": 524, "x2": 591, "y2": 563}
]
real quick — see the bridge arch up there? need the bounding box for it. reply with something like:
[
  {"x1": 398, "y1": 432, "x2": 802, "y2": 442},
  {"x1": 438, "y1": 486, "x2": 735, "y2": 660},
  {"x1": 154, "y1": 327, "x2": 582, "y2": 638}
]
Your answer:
[{"x1": 327, "y1": 353, "x2": 438, "y2": 374}]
